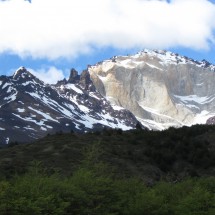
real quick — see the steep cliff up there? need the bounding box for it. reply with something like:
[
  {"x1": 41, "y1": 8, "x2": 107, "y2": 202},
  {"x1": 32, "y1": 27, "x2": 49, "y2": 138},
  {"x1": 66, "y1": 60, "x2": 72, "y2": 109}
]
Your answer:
[{"x1": 89, "y1": 49, "x2": 215, "y2": 130}]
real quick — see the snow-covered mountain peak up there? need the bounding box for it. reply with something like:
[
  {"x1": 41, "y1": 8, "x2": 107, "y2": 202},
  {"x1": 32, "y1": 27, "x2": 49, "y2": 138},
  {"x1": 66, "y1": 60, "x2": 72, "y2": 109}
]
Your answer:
[
  {"x1": 134, "y1": 49, "x2": 193, "y2": 65},
  {"x1": 199, "y1": 59, "x2": 215, "y2": 69},
  {"x1": 134, "y1": 49, "x2": 215, "y2": 70},
  {"x1": 93, "y1": 49, "x2": 215, "y2": 72},
  {"x1": 13, "y1": 67, "x2": 44, "y2": 85},
  {"x1": 13, "y1": 67, "x2": 31, "y2": 79},
  {"x1": 90, "y1": 49, "x2": 194, "y2": 71}
]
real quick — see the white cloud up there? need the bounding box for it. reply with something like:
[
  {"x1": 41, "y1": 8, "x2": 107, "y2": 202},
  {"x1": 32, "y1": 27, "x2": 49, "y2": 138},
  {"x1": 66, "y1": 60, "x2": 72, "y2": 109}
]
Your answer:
[
  {"x1": 0, "y1": 0, "x2": 215, "y2": 59},
  {"x1": 28, "y1": 67, "x2": 65, "y2": 84}
]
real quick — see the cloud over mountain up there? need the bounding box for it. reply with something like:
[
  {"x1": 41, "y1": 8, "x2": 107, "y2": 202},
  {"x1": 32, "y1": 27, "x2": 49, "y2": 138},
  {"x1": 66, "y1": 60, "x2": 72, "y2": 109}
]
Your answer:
[
  {"x1": 0, "y1": 0, "x2": 215, "y2": 59},
  {"x1": 28, "y1": 67, "x2": 65, "y2": 84}
]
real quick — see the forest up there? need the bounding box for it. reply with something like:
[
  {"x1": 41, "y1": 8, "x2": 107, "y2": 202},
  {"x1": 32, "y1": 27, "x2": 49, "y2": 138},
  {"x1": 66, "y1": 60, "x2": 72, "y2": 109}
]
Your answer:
[{"x1": 0, "y1": 124, "x2": 215, "y2": 214}]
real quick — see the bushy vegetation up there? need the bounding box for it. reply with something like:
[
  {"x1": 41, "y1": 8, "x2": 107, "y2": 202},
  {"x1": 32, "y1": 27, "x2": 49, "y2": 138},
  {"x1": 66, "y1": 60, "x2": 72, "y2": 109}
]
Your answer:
[
  {"x1": 0, "y1": 125, "x2": 215, "y2": 214},
  {"x1": 0, "y1": 124, "x2": 215, "y2": 181},
  {"x1": 0, "y1": 144, "x2": 214, "y2": 215}
]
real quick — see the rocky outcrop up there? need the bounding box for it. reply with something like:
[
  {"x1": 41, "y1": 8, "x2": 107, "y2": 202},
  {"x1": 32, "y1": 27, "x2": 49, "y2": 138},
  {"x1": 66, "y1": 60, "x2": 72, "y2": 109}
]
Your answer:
[
  {"x1": 89, "y1": 49, "x2": 215, "y2": 130},
  {"x1": 68, "y1": 68, "x2": 80, "y2": 83}
]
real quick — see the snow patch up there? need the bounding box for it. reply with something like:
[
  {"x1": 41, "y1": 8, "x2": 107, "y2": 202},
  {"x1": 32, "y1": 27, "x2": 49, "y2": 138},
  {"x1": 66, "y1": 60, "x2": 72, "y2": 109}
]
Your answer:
[
  {"x1": 102, "y1": 61, "x2": 115, "y2": 72},
  {"x1": 66, "y1": 84, "x2": 83, "y2": 94},
  {"x1": 139, "y1": 104, "x2": 181, "y2": 122},
  {"x1": 17, "y1": 108, "x2": 25, "y2": 113},
  {"x1": 138, "y1": 117, "x2": 181, "y2": 131},
  {"x1": 117, "y1": 59, "x2": 136, "y2": 69},
  {"x1": 193, "y1": 111, "x2": 215, "y2": 125},
  {"x1": 98, "y1": 75, "x2": 108, "y2": 82},
  {"x1": 24, "y1": 126, "x2": 35, "y2": 131},
  {"x1": 28, "y1": 92, "x2": 41, "y2": 100},
  {"x1": 89, "y1": 92, "x2": 100, "y2": 100},
  {"x1": 12, "y1": 113, "x2": 56, "y2": 130},
  {"x1": 41, "y1": 127, "x2": 47, "y2": 131},
  {"x1": 6, "y1": 86, "x2": 13, "y2": 93},
  {"x1": 28, "y1": 106, "x2": 59, "y2": 123},
  {"x1": 78, "y1": 105, "x2": 90, "y2": 113},
  {"x1": 2, "y1": 82, "x2": 11, "y2": 89},
  {"x1": 22, "y1": 81, "x2": 33, "y2": 86},
  {"x1": 111, "y1": 104, "x2": 124, "y2": 111},
  {"x1": 146, "y1": 63, "x2": 163, "y2": 71},
  {"x1": 4, "y1": 91, "x2": 17, "y2": 102},
  {"x1": 5, "y1": 137, "x2": 9, "y2": 144},
  {"x1": 174, "y1": 95, "x2": 215, "y2": 104}
]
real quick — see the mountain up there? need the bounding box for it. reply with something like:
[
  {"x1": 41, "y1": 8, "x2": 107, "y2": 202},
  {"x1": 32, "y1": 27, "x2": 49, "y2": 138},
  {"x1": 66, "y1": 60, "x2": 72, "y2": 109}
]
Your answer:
[
  {"x1": 1, "y1": 49, "x2": 215, "y2": 144},
  {"x1": 0, "y1": 67, "x2": 137, "y2": 145},
  {"x1": 89, "y1": 49, "x2": 215, "y2": 130}
]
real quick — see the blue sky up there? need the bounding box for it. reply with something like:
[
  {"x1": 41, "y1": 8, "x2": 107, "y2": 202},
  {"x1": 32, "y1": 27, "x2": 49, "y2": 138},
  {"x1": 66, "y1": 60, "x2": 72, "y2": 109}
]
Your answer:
[{"x1": 0, "y1": 0, "x2": 215, "y2": 83}]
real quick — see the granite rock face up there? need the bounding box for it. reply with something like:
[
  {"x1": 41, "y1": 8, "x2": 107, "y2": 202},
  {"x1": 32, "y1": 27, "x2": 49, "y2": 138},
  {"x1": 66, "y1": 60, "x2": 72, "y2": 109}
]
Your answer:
[{"x1": 89, "y1": 49, "x2": 215, "y2": 130}]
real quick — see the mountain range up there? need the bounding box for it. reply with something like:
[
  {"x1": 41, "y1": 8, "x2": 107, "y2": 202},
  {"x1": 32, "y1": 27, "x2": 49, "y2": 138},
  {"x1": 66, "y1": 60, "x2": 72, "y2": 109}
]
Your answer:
[
  {"x1": 0, "y1": 67, "x2": 137, "y2": 144},
  {"x1": 1, "y1": 49, "x2": 215, "y2": 144}
]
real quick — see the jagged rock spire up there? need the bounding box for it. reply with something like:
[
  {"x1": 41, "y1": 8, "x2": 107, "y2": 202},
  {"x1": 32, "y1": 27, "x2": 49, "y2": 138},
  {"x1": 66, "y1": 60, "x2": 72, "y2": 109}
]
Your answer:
[{"x1": 68, "y1": 68, "x2": 80, "y2": 83}]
